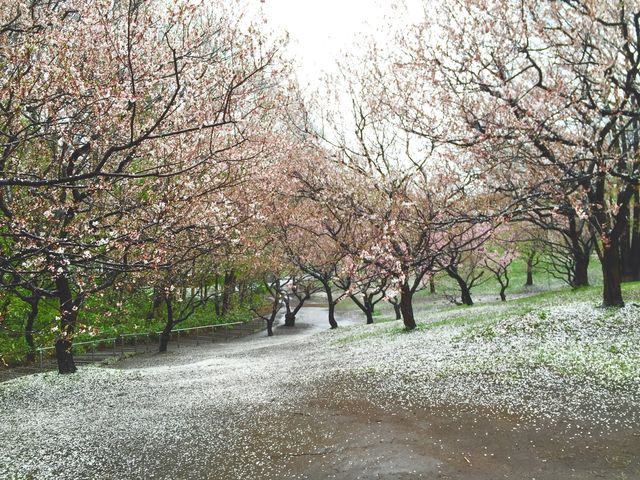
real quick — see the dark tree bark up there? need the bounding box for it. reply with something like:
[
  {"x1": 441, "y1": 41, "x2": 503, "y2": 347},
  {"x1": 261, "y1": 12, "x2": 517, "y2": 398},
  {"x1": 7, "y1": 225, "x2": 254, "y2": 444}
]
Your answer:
[
  {"x1": 221, "y1": 270, "x2": 236, "y2": 316},
  {"x1": 323, "y1": 282, "x2": 339, "y2": 329},
  {"x1": 429, "y1": 277, "x2": 436, "y2": 294},
  {"x1": 445, "y1": 266, "x2": 473, "y2": 306},
  {"x1": 266, "y1": 317, "x2": 275, "y2": 336},
  {"x1": 14, "y1": 291, "x2": 42, "y2": 363},
  {"x1": 621, "y1": 212, "x2": 634, "y2": 282},
  {"x1": 283, "y1": 292, "x2": 310, "y2": 327},
  {"x1": 349, "y1": 294, "x2": 375, "y2": 324},
  {"x1": 567, "y1": 214, "x2": 591, "y2": 287},
  {"x1": 54, "y1": 273, "x2": 78, "y2": 374},
  {"x1": 631, "y1": 193, "x2": 640, "y2": 281},
  {"x1": 282, "y1": 278, "x2": 318, "y2": 327},
  {"x1": 255, "y1": 278, "x2": 283, "y2": 336},
  {"x1": 390, "y1": 299, "x2": 402, "y2": 320},
  {"x1": 399, "y1": 282, "x2": 416, "y2": 330},
  {"x1": 602, "y1": 238, "x2": 625, "y2": 307},
  {"x1": 284, "y1": 311, "x2": 296, "y2": 327},
  {"x1": 159, "y1": 297, "x2": 174, "y2": 353},
  {"x1": 622, "y1": 195, "x2": 640, "y2": 282},
  {"x1": 24, "y1": 298, "x2": 38, "y2": 363},
  {"x1": 572, "y1": 254, "x2": 590, "y2": 288},
  {"x1": 525, "y1": 252, "x2": 535, "y2": 286}
]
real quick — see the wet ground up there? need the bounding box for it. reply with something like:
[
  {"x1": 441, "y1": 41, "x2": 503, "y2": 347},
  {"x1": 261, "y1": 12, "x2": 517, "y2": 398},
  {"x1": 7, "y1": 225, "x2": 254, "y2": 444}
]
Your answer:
[{"x1": 280, "y1": 394, "x2": 640, "y2": 479}]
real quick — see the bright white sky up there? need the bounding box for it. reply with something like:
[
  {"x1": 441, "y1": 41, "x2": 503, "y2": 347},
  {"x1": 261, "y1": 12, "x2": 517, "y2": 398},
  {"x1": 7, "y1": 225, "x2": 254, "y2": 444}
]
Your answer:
[{"x1": 259, "y1": 0, "x2": 423, "y2": 89}]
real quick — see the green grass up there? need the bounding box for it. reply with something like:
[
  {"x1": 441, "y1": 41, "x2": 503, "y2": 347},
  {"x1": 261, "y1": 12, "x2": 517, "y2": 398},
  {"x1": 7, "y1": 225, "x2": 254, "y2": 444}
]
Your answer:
[
  {"x1": 0, "y1": 289, "x2": 263, "y2": 366},
  {"x1": 336, "y1": 282, "x2": 640, "y2": 389},
  {"x1": 335, "y1": 281, "x2": 640, "y2": 346},
  {"x1": 417, "y1": 255, "x2": 604, "y2": 300}
]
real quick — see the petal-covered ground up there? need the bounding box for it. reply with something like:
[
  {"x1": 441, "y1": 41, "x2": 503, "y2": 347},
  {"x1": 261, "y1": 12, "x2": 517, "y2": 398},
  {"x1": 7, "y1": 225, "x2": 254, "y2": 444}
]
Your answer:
[{"x1": 1, "y1": 300, "x2": 639, "y2": 479}]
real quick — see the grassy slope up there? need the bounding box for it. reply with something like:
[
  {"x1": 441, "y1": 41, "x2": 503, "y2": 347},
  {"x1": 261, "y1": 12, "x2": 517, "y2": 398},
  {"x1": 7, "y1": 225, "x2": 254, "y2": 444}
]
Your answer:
[{"x1": 334, "y1": 281, "x2": 640, "y2": 393}]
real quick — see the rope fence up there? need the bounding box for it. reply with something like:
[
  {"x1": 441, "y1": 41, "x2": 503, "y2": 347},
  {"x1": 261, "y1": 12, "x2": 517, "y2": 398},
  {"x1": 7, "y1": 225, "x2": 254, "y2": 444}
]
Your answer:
[{"x1": 33, "y1": 318, "x2": 265, "y2": 369}]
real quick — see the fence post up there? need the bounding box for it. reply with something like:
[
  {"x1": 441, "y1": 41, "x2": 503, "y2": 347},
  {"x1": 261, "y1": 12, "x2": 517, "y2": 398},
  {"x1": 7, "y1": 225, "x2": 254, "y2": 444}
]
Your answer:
[
  {"x1": 92, "y1": 343, "x2": 95, "y2": 362},
  {"x1": 39, "y1": 350, "x2": 43, "y2": 369},
  {"x1": 120, "y1": 336, "x2": 124, "y2": 356}
]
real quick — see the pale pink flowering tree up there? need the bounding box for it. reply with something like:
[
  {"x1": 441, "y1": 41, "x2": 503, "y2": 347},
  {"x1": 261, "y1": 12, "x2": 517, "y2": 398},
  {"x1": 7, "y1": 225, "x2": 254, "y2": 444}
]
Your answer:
[
  {"x1": 0, "y1": 0, "x2": 287, "y2": 372},
  {"x1": 388, "y1": 0, "x2": 640, "y2": 306}
]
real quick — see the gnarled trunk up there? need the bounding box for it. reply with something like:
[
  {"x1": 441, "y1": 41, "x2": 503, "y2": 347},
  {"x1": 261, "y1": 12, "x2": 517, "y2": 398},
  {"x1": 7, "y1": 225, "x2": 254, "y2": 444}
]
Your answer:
[
  {"x1": 572, "y1": 253, "x2": 590, "y2": 288},
  {"x1": 525, "y1": 253, "x2": 534, "y2": 286},
  {"x1": 349, "y1": 294, "x2": 375, "y2": 324},
  {"x1": 568, "y1": 214, "x2": 590, "y2": 287},
  {"x1": 159, "y1": 297, "x2": 174, "y2": 353},
  {"x1": 284, "y1": 311, "x2": 296, "y2": 327},
  {"x1": 602, "y1": 238, "x2": 624, "y2": 307},
  {"x1": 222, "y1": 270, "x2": 236, "y2": 316},
  {"x1": 499, "y1": 287, "x2": 507, "y2": 302},
  {"x1": 325, "y1": 284, "x2": 338, "y2": 329},
  {"x1": 631, "y1": 192, "x2": 640, "y2": 281},
  {"x1": 399, "y1": 283, "x2": 416, "y2": 330},
  {"x1": 266, "y1": 318, "x2": 275, "y2": 336},
  {"x1": 622, "y1": 194, "x2": 640, "y2": 282},
  {"x1": 391, "y1": 301, "x2": 401, "y2": 320},
  {"x1": 283, "y1": 292, "x2": 310, "y2": 327},
  {"x1": 25, "y1": 299, "x2": 38, "y2": 363},
  {"x1": 365, "y1": 310, "x2": 374, "y2": 325},
  {"x1": 446, "y1": 266, "x2": 473, "y2": 306},
  {"x1": 54, "y1": 273, "x2": 78, "y2": 374}
]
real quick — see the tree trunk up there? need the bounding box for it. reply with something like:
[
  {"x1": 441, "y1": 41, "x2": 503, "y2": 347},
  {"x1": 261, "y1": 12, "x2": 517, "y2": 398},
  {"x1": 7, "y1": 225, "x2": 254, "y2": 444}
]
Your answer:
[
  {"x1": 602, "y1": 237, "x2": 625, "y2": 307},
  {"x1": 284, "y1": 293, "x2": 309, "y2": 327},
  {"x1": 25, "y1": 299, "x2": 38, "y2": 363},
  {"x1": 568, "y1": 214, "x2": 590, "y2": 287},
  {"x1": 525, "y1": 254, "x2": 534, "y2": 286},
  {"x1": 54, "y1": 274, "x2": 78, "y2": 374},
  {"x1": 222, "y1": 270, "x2": 236, "y2": 316},
  {"x1": 621, "y1": 209, "x2": 634, "y2": 282},
  {"x1": 572, "y1": 253, "x2": 590, "y2": 288},
  {"x1": 365, "y1": 310, "x2": 374, "y2": 325},
  {"x1": 399, "y1": 283, "x2": 416, "y2": 330},
  {"x1": 429, "y1": 277, "x2": 436, "y2": 294},
  {"x1": 266, "y1": 317, "x2": 275, "y2": 336},
  {"x1": 284, "y1": 311, "x2": 296, "y2": 327},
  {"x1": 391, "y1": 301, "x2": 401, "y2": 320},
  {"x1": 159, "y1": 298, "x2": 174, "y2": 353},
  {"x1": 446, "y1": 267, "x2": 473, "y2": 306},
  {"x1": 364, "y1": 297, "x2": 374, "y2": 324},
  {"x1": 630, "y1": 193, "x2": 640, "y2": 281},
  {"x1": 350, "y1": 294, "x2": 375, "y2": 324},
  {"x1": 499, "y1": 287, "x2": 507, "y2": 302},
  {"x1": 460, "y1": 284, "x2": 473, "y2": 306},
  {"x1": 325, "y1": 284, "x2": 338, "y2": 329}
]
